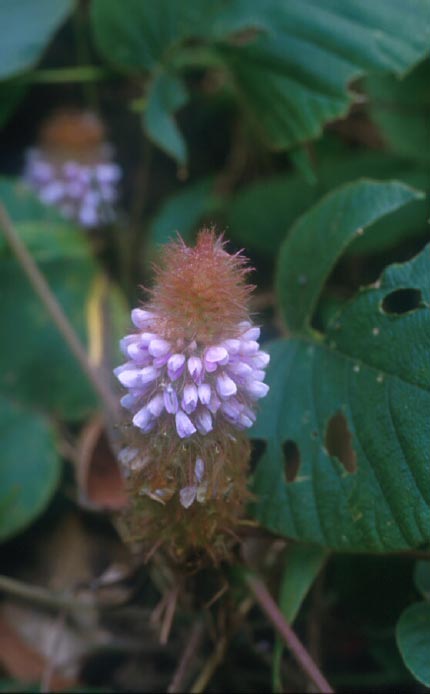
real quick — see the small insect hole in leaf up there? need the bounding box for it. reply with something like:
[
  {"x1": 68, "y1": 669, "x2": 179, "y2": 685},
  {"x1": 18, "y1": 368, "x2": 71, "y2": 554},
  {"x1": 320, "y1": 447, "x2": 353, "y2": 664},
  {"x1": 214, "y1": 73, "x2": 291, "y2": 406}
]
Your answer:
[
  {"x1": 282, "y1": 440, "x2": 300, "y2": 482},
  {"x1": 249, "y1": 438, "x2": 267, "y2": 474},
  {"x1": 381, "y1": 288, "x2": 423, "y2": 315},
  {"x1": 325, "y1": 412, "x2": 357, "y2": 473}
]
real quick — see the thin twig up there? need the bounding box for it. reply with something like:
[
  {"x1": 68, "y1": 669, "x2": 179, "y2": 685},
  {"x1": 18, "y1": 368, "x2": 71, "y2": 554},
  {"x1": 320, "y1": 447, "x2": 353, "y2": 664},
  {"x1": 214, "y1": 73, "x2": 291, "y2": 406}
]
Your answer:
[
  {"x1": 0, "y1": 203, "x2": 119, "y2": 420},
  {"x1": 167, "y1": 620, "x2": 205, "y2": 693},
  {"x1": 40, "y1": 608, "x2": 67, "y2": 693},
  {"x1": 0, "y1": 574, "x2": 93, "y2": 612},
  {"x1": 246, "y1": 574, "x2": 334, "y2": 694},
  {"x1": 189, "y1": 597, "x2": 253, "y2": 694}
]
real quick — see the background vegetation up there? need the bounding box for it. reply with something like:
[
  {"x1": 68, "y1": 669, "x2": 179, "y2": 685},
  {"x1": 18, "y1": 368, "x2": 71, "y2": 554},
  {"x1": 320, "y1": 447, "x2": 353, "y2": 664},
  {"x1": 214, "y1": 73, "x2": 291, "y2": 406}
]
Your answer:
[{"x1": 1, "y1": 1, "x2": 430, "y2": 691}]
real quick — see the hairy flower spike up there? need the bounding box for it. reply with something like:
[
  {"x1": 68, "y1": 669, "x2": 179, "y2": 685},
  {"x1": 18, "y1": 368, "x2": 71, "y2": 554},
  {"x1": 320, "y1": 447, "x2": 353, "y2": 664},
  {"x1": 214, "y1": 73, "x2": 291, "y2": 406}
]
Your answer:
[
  {"x1": 114, "y1": 230, "x2": 270, "y2": 561},
  {"x1": 23, "y1": 110, "x2": 121, "y2": 229}
]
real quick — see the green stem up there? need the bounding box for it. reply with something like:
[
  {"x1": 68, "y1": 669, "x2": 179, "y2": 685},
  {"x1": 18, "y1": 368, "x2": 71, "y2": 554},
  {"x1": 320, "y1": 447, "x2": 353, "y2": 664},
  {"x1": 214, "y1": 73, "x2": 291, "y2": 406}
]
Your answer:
[{"x1": 20, "y1": 66, "x2": 112, "y2": 85}]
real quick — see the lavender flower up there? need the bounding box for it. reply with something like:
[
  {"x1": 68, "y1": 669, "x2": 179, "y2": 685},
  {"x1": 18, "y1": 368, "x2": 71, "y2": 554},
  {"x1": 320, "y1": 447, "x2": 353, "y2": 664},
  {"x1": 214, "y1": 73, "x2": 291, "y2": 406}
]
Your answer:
[
  {"x1": 115, "y1": 312, "x2": 269, "y2": 444},
  {"x1": 23, "y1": 111, "x2": 121, "y2": 229},
  {"x1": 115, "y1": 231, "x2": 270, "y2": 518}
]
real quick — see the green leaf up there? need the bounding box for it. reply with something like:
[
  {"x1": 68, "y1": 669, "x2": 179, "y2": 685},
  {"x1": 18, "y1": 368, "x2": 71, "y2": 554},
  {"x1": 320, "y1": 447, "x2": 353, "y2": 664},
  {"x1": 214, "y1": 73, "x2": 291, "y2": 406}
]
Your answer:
[
  {"x1": 276, "y1": 180, "x2": 423, "y2": 333},
  {"x1": 218, "y1": 0, "x2": 430, "y2": 150},
  {"x1": 0, "y1": 0, "x2": 72, "y2": 79},
  {"x1": 367, "y1": 58, "x2": 430, "y2": 165},
  {"x1": 143, "y1": 72, "x2": 188, "y2": 165},
  {"x1": 252, "y1": 235, "x2": 430, "y2": 551},
  {"x1": 0, "y1": 178, "x2": 127, "y2": 419},
  {"x1": 414, "y1": 561, "x2": 430, "y2": 601},
  {"x1": 149, "y1": 176, "x2": 218, "y2": 245},
  {"x1": 397, "y1": 603, "x2": 430, "y2": 686},
  {"x1": 0, "y1": 395, "x2": 60, "y2": 541},
  {"x1": 226, "y1": 149, "x2": 430, "y2": 259},
  {"x1": 273, "y1": 544, "x2": 327, "y2": 692}
]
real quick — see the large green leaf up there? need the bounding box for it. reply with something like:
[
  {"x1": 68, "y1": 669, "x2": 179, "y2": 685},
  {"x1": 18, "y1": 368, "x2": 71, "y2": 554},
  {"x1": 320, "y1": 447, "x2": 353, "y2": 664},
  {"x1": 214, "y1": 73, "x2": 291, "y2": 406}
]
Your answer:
[
  {"x1": 397, "y1": 603, "x2": 430, "y2": 686},
  {"x1": 367, "y1": 59, "x2": 430, "y2": 165},
  {"x1": 0, "y1": 179, "x2": 127, "y2": 419},
  {"x1": 251, "y1": 181, "x2": 430, "y2": 552},
  {"x1": 92, "y1": 1, "x2": 430, "y2": 153},
  {"x1": 226, "y1": 149, "x2": 430, "y2": 259},
  {"x1": 0, "y1": 395, "x2": 60, "y2": 541},
  {"x1": 277, "y1": 180, "x2": 423, "y2": 332},
  {"x1": 218, "y1": 0, "x2": 430, "y2": 150},
  {"x1": 0, "y1": 0, "x2": 72, "y2": 79}
]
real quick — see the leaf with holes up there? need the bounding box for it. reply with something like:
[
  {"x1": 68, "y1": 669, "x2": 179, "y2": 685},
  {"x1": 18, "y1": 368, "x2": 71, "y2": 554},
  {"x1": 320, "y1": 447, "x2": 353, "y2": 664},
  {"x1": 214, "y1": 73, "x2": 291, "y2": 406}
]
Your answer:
[{"x1": 251, "y1": 180, "x2": 430, "y2": 552}]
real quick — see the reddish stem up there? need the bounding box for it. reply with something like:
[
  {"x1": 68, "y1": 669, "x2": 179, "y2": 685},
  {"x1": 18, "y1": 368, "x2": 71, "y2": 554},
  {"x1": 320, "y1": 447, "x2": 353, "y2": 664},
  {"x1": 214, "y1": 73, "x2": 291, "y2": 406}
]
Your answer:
[{"x1": 246, "y1": 574, "x2": 334, "y2": 693}]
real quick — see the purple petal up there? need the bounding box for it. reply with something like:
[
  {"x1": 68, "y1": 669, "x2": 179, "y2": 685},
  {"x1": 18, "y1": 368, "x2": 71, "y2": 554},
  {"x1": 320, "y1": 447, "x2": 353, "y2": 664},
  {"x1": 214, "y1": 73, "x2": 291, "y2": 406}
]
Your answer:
[
  {"x1": 182, "y1": 383, "x2": 198, "y2": 414},
  {"x1": 139, "y1": 365, "x2": 160, "y2": 385},
  {"x1": 204, "y1": 360, "x2": 218, "y2": 373},
  {"x1": 195, "y1": 457, "x2": 205, "y2": 482},
  {"x1": 120, "y1": 334, "x2": 138, "y2": 356},
  {"x1": 216, "y1": 372, "x2": 238, "y2": 398},
  {"x1": 127, "y1": 342, "x2": 150, "y2": 365},
  {"x1": 241, "y1": 326, "x2": 260, "y2": 341},
  {"x1": 239, "y1": 340, "x2": 259, "y2": 355},
  {"x1": 148, "y1": 338, "x2": 171, "y2": 358},
  {"x1": 205, "y1": 345, "x2": 229, "y2": 364},
  {"x1": 239, "y1": 413, "x2": 254, "y2": 428},
  {"x1": 228, "y1": 361, "x2": 253, "y2": 377},
  {"x1": 198, "y1": 383, "x2": 211, "y2": 405},
  {"x1": 252, "y1": 369, "x2": 266, "y2": 381},
  {"x1": 207, "y1": 391, "x2": 221, "y2": 414},
  {"x1": 114, "y1": 366, "x2": 144, "y2": 388},
  {"x1": 187, "y1": 356, "x2": 203, "y2": 382},
  {"x1": 251, "y1": 351, "x2": 270, "y2": 368},
  {"x1": 221, "y1": 398, "x2": 242, "y2": 423},
  {"x1": 164, "y1": 385, "x2": 179, "y2": 414},
  {"x1": 245, "y1": 380, "x2": 270, "y2": 399},
  {"x1": 153, "y1": 354, "x2": 170, "y2": 368},
  {"x1": 120, "y1": 393, "x2": 139, "y2": 410},
  {"x1": 175, "y1": 410, "x2": 197, "y2": 438},
  {"x1": 147, "y1": 393, "x2": 164, "y2": 417},
  {"x1": 179, "y1": 486, "x2": 197, "y2": 509},
  {"x1": 140, "y1": 331, "x2": 157, "y2": 346},
  {"x1": 167, "y1": 353, "x2": 186, "y2": 380},
  {"x1": 131, "y1": 308, "x2": 154, "y2": 329},
  {"x1": 132, "y1": 406, "x2": 154, "y2": 431},
  {"x1": 223, "y1": 338, "x2": 241, "y2": 355},
  {"x1": 194, "y1": 409, "x2": 213, "y2": 435}
]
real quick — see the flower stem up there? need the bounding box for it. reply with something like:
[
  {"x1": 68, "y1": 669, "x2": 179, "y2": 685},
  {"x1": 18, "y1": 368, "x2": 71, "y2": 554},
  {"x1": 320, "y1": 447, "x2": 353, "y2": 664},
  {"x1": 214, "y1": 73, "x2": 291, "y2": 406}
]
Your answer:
[
  {"x1": 246, "y1": 573, "x2": 334, "y2": 693},
  {"x1": 0, "y1": 203, "x2": 119, "y2": 420}
]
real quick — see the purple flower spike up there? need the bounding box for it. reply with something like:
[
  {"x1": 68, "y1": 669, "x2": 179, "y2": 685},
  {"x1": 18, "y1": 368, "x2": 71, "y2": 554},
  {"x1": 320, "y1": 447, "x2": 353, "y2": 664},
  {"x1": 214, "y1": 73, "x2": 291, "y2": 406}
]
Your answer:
[{"x1": 176, "y1": 410, "x2": 197, "y2": 438}]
